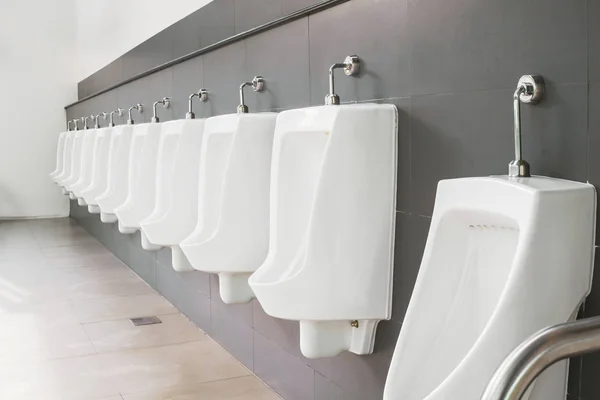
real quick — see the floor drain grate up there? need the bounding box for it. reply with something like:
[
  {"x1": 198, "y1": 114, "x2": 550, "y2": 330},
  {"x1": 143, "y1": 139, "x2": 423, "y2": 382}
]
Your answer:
[{"x1": 130, "y1": 316, "x2": 162, "y2": 326}]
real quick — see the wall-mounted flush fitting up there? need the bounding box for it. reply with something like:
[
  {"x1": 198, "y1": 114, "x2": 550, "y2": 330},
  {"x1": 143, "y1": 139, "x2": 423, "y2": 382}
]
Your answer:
[
  {"x1": 82, "y1": 116, "x2": 93, "y2": 130},
  {"x1": 67, "y1": 120, "x2": 72, "y2": 131},
  {"x1": 72, "y1": 119, "x2": 79, "y2": 130},
  {"x1": 508, "y1": 74, "x2": 545, "y2": 178},
  {"x1": 238, "y1": 76, "x2": 265, "y2": 114},
  {"x1": 186, "y1": 89, "x2": 209, "y2": 119},
  {"x1": 93, "y1": 112, "x2": 107, "y2": 129},
  {"x1": 127, "y1": 104, "x2": 143, "y2": 125},
  {"x1": 109, "y1": 108, "x2": 124, "y2": 127},
  {"x1": 325, "y1": 55, "x2": 360, "y2": 105},
  {"x1": 152, "y1": 97, "x2": 170, "y2": 123}
]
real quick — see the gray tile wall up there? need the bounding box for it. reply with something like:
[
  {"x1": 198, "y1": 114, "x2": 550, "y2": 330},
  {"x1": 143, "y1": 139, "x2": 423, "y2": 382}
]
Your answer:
[{"x1": 66, "y1": 0, "x2": 600, "y2": 399}]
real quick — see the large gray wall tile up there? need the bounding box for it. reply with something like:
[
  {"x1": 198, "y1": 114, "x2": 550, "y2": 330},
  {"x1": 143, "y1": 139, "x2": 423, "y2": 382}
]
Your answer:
[
  {"x1": 202, "y1": 41, "x2": 246, "y2": 114},
  {"x1": 314, "y1": 372, "x2": 361, "y2": 400},
  {"x1": 409, "y1": 0, "x2": 588, "y2": 95},
  {"x1": 308, "y1": 0, "x2": 409, "y2": 105},
  {"x1": 590, "y1": 0, "x2": 600, "y2": 82},
  {"x1": 171, "y1": 56, "x2": 204, "y2": 118},
  {"x1": 254, "y1": 331, "x2": 315, "y2": 400},
  {"x1": 210, "y1": 298, "x2": 254, "y2": 369},
  {"x1": 122, "y1": 33, "x2": 173, "y2": 80},
  {"x1": 234, "y1": 0, "x2": 282, "y2": 34},
  {"x1": 198, "y1": 0, "x2": 236, "y2": 48},
  {"x1": 244, "y1": 18, "x2": 310, "y2": 111}
]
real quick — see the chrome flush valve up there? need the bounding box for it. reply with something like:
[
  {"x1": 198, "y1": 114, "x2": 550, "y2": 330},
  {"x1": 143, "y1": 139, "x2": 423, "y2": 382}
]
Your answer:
[
  {"x1": 82, "y1": 116, "x2": 92, "y2": 130},
  {"x1": 93, "y1": 112, "x2": 107, "y2": 129},
  {"x1": 67, "y1": 120, "x2": 72, "y2": 131},
  {"x1": 187, "y1": 89, "x2": 209, "y2": 119},
  {"x1": 238, "y1": 76, "x2": 265, "y2": 114},
  {"x1": 109, "y1": 109, "x2": 123, "y2": 127},
  {"x1": 127, "y1": 104, "x2": 143, "y2": 125},
  {"x1": 152, "y1": 97, "x2": 170, "y2": 123},
  {"x1": 72, "y1": 119, "x2": 79, "y2": 130},
  {"x1": 508, "y1": 75, "x2": 544, "y2": 178},
  {"x1": 325, "y1": 55, "x2": 360, "y2": 105}
]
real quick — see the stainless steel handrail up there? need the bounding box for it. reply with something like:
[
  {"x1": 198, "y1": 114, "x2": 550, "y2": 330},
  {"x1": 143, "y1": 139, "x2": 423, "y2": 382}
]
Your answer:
[{"x1": 481, "y1": 316, "x2": 600, "y2": 400}]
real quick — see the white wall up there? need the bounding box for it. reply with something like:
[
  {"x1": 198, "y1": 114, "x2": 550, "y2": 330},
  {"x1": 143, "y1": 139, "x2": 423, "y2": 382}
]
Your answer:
[
  {"x1": 75, "y1": 0, "x2": 214, "y2": 81},
  {"x1": 0, "y1": 0, "x2": 77, "y2": 218}
]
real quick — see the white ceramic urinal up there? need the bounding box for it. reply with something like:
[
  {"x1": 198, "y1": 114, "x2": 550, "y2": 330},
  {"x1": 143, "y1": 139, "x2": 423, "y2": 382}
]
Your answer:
[
  {"x1": 71, "y1": 127, "x2": 101, "y2": 205},
  {"x1": 49, "y1": 130, "x2": 67, "y2": 180},
  {"x1": 62, "y1": 128, "x2": 92, "y2": 198},
  {"x1": 246, "y1": 104, "x2": 398, "y2": 359},
  {"x1": 140, "y1": 119, "x2": 206, "y2": 261},
  {"x1": 53, "y1": 130, "x2": 75, "y2": 185},
  {"x1": 383, "y1": 176, "x2": 596, "y2": 400},
  {"x1": 180, "y1": 112, "x2": 277, "y2": 301},
  {"x1": 96, "y1": 124, "x2": 135, "y2": 223},
  {"x1": 80, "y1": 126, "x2": 114, "y2": 213},
  {"x1": 115, "y1": 123, "x2": 163, "y2": 235}
]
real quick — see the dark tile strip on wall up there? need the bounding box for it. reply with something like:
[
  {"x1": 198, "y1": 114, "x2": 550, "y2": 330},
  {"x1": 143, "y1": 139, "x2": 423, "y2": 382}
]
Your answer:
[{"x1": 67, "y1": 0, "x2": 600, "y2": 399}]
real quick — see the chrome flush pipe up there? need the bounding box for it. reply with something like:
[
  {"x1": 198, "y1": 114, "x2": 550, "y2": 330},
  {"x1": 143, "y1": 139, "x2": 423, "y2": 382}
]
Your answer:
[
  {"x1": 186, "y1": 89, "x2": 209, "y2": 119},
  {"x1": 93, "y1": 112, "x2": 107, "y2": 129},
  {"x1": 152, "y1": 97, "x2": 170, "y2": 123},
  {"x1": 109, "y1": 108, "x2": 123, "y2": 127},
  {"x1": 67, "y1": 120, "x2": 72, "y2": 131},
  {"x1": 127, "y1": 104, "x2": 143, "y2": 125},
  {"x1": 237, "y1": 76, "x2": 265, "y2": 114},
  {"x1": 82, "y1": 116, "x2": 92, "y2": 130},
  {"x1": 325, "y1": 55, "x2": 360, "y2": 105},
  {"x1": 508, "y1": 74, "x2": 545, "y2": 178},
  {"x1": 72, "y1": 119, "x2": 79, "y2": 130}
]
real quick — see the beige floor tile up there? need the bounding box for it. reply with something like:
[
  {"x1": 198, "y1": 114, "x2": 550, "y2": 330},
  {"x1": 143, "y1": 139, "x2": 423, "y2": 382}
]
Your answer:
[
  {"x1": 0, "y1": 354, "x2": 120, "y2": 399},
  {"x1": 41, "y1": 242, "x2": 111, "y2": 258},
  {"x1": 100, "y1": 341, "x2": 250, "y2": 395},
  {"x1": 84, "y1": 313, "x2": 207, "y2": 353},
  {"x1": 58, "y1": 265, "x2": 137, "y2": 283},
  {"x1": 0, "y1": 315, "x2": 95, "y2": 362},
  {"x1": 0, "y1": 269, "x2": 68, "y2": 306},
  {"x1": 66, "y1": 277, "x2": 154, "y2": 300},
  {"x1": 122, "y1": 376, "x2": 281, "y2": 400},
  {"x1": 45, "y1": 253, "x2": 124, "y2": 269},
  {"x1": 71, "y1": 293, "x2": 178, "y2": 323}
]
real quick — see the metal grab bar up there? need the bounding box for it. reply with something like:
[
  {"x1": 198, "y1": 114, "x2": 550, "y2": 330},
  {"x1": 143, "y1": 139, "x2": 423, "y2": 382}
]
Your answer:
[{"x1": 481, "y1": 316, "x2": 600, "y2": 400}]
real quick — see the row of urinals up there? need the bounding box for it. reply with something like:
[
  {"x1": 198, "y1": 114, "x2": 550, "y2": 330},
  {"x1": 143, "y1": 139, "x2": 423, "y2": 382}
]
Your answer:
[{"x1": 50, "y1": 63, "x2": 596, "y2": 400}]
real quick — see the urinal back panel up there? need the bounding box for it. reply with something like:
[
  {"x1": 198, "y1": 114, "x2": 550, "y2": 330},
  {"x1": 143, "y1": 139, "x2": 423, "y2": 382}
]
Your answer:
[
  {"x1": 55, "y1": 131, "x2": 75, "y2": 183},
  {"x1": 115, "y1": 123, "x2": 163, "y2": 229},
  {"x1": 141, "y1": 120, "x2": 186, "y2": 232},
  {"x1": 63, "y1": 130, "x2": 86, "y2": 189},
  {"x1": 384, "y1": 176, "x2": 596, "y2": 400},
  {"x1": 249, "y1": 104, "x2": 397, "y2": 358},
  {"x1": 50, "y1": 131, "x2": 67, "y2": 178},
  {"x1": 72, "y1": 129, "x2": 99, "y2": 196},
  {"x1": 81, "y1": 127, "x2": 113, "y2": 205},
  {"x1": 142, "y1": 119, "x2": 206, "y2": 246},
  {"x1": 96, "y1": 125, "x2": 134, "y2": 213}
]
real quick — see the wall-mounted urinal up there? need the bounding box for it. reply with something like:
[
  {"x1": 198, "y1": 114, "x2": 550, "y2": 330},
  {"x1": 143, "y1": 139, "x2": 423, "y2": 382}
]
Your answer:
[
  {"x1": 115, "y1": 98, "x2": 169, "y2": 236},
  {"x1": 180, "y1": 77, "x2": 278, "y2": 300},
  {"x1": 96, "y1": 105, "x2": 142, "y2": 223},
  {"x1": 141, "y1": 90, "x2": 208, "y2": 261},
  {"x1": 71, "y1": 113, "x2": 106, "y2": 206},
  {"x1": 248, "y1": 57, "x2": 397, "y2": 359},
  {"x1": 52, "y1": 119, "x2": 79, "y2": 186},
  {"x1": 384, "y1": 75, "x2": 597, "y2": 400},
  {"x1": 49, "y1": 127, "x2": 69, "y2": 182},
  {"x1": 62, "y1": 116, "x2": 94, "y2": 199},
  {"x1": 81, "y1": 109, "x2": 123, "y2": 213}
]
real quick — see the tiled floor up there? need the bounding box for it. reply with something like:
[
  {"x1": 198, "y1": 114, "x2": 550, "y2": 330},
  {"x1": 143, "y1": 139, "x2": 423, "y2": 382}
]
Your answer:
[{"x1": 0, "y1": 218, "x2": 281, "y2": 400}]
